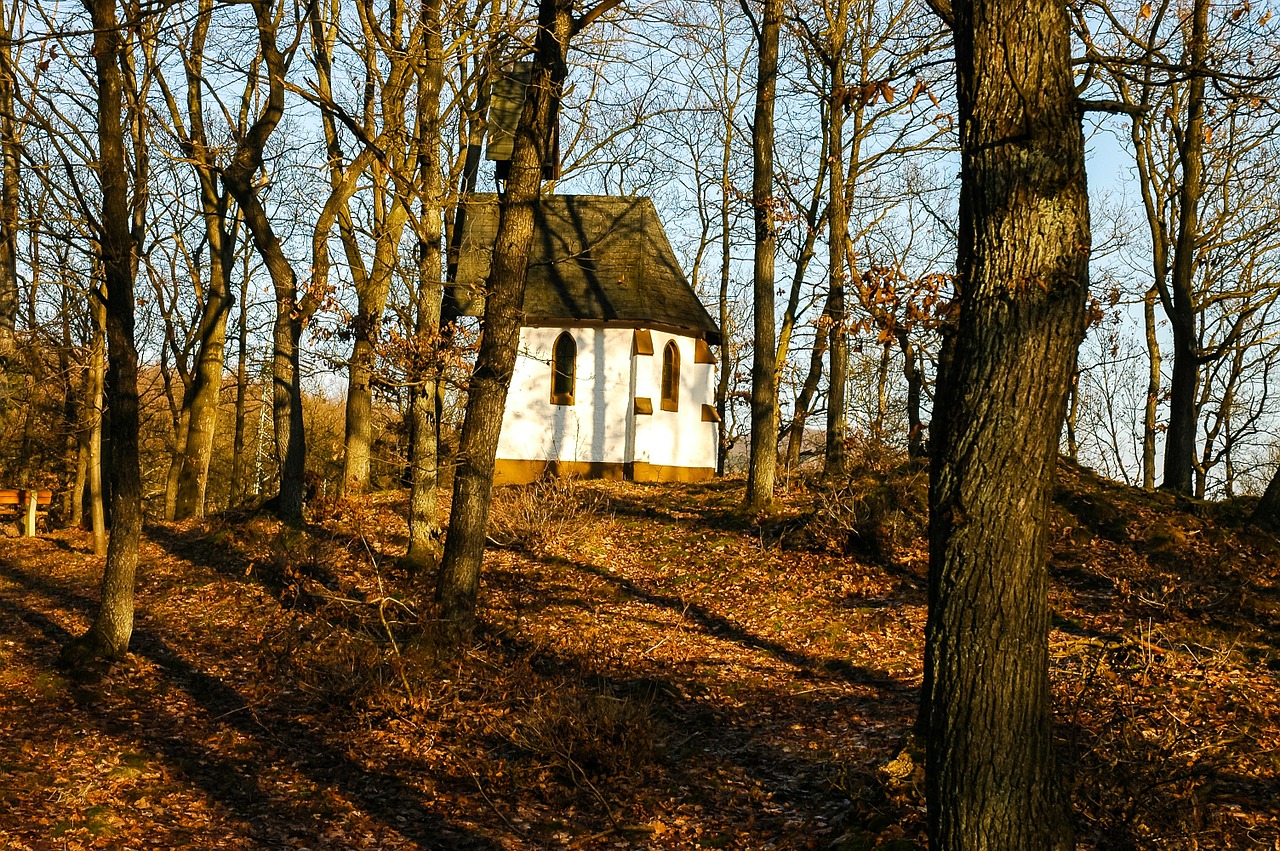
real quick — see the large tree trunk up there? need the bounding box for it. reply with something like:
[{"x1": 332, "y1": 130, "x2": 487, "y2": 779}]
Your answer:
[
  {"x1": 173, "y1": 214, "x2": 233, "y2": 519},
  {"x1": 1254, "y1": 461, "x2": 1280, "y2": 531},
  {"x1": 921, "y1": 0, "x2": 1089, "y2": 843},
  {"x1": 743, "y1": 0, "x2": 781, "y2": 511},
  {"x1": 436, "y1": 0, "x2": 573, "y2": 636},
  {"x1": 63, "y1": 0, "x2": 143, "y2": 664}
]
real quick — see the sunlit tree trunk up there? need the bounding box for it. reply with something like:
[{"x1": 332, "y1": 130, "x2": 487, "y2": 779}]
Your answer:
[
  {"x1": 922, "y1": 0, "x2": 1088, "y2": 842},
  {"x1": 63, "y1": 0, "x2": 144, "y2": 664},
  {"x1": 0, "y1": 10, "x2": 18, "y2": 369},
  {"x1": 406, "y1": 0, "x2": 446, "y2": 572},
  {"x1": 437, "y1": 0, "x2": 576, "y2": 636},
  {"x1": 221, "y1": 0, "x2": 311, "y2": 524},
  {"x1": 230, "y1": 254, "x2": 251, "y2": 505},
  {"x1": 744, "y1": 0, "x2": 781, "y2": 511}
]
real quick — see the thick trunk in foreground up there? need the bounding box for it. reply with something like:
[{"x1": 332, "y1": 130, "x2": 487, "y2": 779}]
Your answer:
[
  {"x1": 436, "y1": 0, "x2": 572, "y2": 636},
  {"x1": 743, "y1": 0, "x2": 781, "y2": 512},
  {"x1": 63, "y1": 0, "x2": 142, "y2": 664},
  {"x1": 922, "y1": 0, "x2": 1089, "y2": 843}
]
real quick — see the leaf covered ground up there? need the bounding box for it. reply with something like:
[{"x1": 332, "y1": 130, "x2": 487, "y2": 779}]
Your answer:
[{"x1": 0, "y1": 460, "x2": 1278, "y2": 849}]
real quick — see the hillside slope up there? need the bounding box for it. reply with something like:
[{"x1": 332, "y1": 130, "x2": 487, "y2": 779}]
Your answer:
[{"x1": 0, "y1": 461, "x2": 1277, "y2": 849}]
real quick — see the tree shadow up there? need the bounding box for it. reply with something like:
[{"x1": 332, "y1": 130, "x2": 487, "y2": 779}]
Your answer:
[
  {"x1": 0, "y1": 557, "x2": 498, "y2": 850},
  {"x1": 527, "y1": 552, "x2": 914, "y2": 697}
]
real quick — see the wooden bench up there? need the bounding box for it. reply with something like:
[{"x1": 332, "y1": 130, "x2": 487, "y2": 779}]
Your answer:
[{"x1": 0, "y1": 488, "x2": 53, "y2": 537}]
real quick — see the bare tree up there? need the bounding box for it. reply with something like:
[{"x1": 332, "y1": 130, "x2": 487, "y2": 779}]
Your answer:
[
  {"x1": 62, "y1": 0, "x2": 152, "y2": 664},
  {"x1": 436, "y1": 0, "x2": 622, "y2": 636},
  {"x1": 743, "y1": 0, "x2": 782, "y2": 511},
  {"x1": 220, "y1": 0, "x2": 314, "y2": 524}
]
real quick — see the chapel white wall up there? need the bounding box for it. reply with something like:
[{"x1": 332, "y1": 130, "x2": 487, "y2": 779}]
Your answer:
[{"x1": 495, "y1": 326, "x2": 717, "y2": 472}]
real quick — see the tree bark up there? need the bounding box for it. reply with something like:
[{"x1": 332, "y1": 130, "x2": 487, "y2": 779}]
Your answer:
[
  {"x1": 1160, "y1": 0, "x2": 1208, "y2": 495},
  {"x1": 63, "y1": 0, "x2": 143, "y2": 664},
  {"x1": 87, "y1": 299, "x2": 107, "y2": 556},
  {"x1": 922, "y1": 0, "x2": 1088, "y2": 843},
  {"x1": 173, "y1": 0, "x2": 236, "y2": 520},
  {"x1": 436, "y1": 0, "x2": 573, "y2": 637},
  {"x1": 897, "y1": 329, "x2": 925, "y2": 458},
  {"x1": 406, "y1": 0, "x2": 446, "y2": 573},
  {"x1": 1142, "y1": 285, "x2": 1160, "y2": 491},
  {"x1": 221, "y1": 0, "x2": 309, "y2": 524},
  {"x1": 230, "y1": 253, "x2": 251, "y2": 505},
  {"x1": 0, "y1": 12, "x2": 17, "y2": 369},
  {"x1": 1254, "y1": 461, "x2": 1280, "y2": 531},
  {"x1": 784, "y1": 320, "x2": 827, "y2": 470},
  {"x1": 744, "y1": 0, "x2": 781, "y2": 511},
  {"x1": 823, "y1": 39, "x2": 849, "y2": 482}
]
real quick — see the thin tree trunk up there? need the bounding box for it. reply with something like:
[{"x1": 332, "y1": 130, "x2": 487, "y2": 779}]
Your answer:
[
  {"x1": 230, "y1": 253, "x2": 251, "y2": 504},
  {"x1": 824, "y1": 55, "x2": 849, "y2": 482},
  {"x1": 1066, "y1": 367, "x2": 1079, "y2": 461},
  {"x1": 784, "y1": 320, "x2": 827, "y2": 470},
  {"x1": 1161, "y1": 0, "x2": 1208, "y2": 495},
  {"x1": 87, "y1": 301, "x2": 107, "y2": 554},
  {"x1": 922, "y1": 0, "x2": 1088, "y2": 842},
  {"x1": 715, "y1": 106, "x2": 734, "y2": 476},
  {"x1": 436, "y1": 0, "x2": 574, "y2": 637},
  {"x1": 0, "y1": 11, "x2": 18, "y2": 368},
  {"x1": 897, "y1": 330, "x2": 924, "y2": 458},
  {"x1": 172, "y1": 0, "x2": 236, "y2": 520},
  {"x1": 1143, "y1": 285, "x2": 1160, "y2": 490},
  {"x1": 221, "y1": 0, "x2": 311, "y2": 523},
  {"x1": 406, "y1": 0, "x2": 445, "y2": 572},
  {"x1": 744, "y1": 0, "x2": 781, "y2": 511}
]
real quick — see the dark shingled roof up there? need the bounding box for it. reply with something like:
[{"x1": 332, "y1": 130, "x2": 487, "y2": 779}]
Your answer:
[{"x1": 452, "y1": 194, "x2": 721, "y2": 343}]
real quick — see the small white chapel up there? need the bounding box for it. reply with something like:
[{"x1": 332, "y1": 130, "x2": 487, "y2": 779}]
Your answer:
[{"x1": 452, "y1": 193, "x2": 721, "y2": 485}]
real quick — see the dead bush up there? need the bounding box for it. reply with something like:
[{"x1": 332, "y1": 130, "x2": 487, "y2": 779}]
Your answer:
[
  {"x1": 508, "y1": 682, "x2": 668, "y2": 782},
  {"x1": 486, "y1": 476, "x2": 610, "y2": 554},
  {"x1": 804, "y1": 465, "x2": 928, "y2": 562}
]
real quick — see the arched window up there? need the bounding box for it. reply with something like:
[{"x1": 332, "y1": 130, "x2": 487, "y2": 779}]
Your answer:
[
  {"x1": 550, "y1": 332, "x2": 576, "y2": 405},
  {"x1": 661, "y1": 341, "x2": 680, "y2": 412}
]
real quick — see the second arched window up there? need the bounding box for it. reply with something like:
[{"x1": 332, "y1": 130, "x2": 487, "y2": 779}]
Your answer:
[
  {"x1": 551, "y1": 332, "x2": 576, "y2": 405},
  {"x1": 661, "y1": 340, "x2": 680, "y2": 412}
]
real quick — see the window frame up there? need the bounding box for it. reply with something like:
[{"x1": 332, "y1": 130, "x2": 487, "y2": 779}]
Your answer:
[
  {"x1": 550, "y1": 331, "x2": 576, "y2": 406},
  {"x1": 660, "y1": 340, "x2": 680, "y2": 412}
]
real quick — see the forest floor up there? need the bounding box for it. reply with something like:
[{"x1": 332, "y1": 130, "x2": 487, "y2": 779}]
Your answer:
[{"x1": 1, "y1": 459, "x2": 1279, "y2": 849}]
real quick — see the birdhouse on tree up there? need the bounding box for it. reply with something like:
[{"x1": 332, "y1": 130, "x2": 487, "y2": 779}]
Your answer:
[{"x1": 486, "y1": 62, "x2": 561, "y2": 181}]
